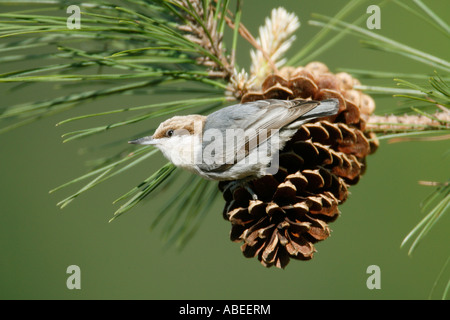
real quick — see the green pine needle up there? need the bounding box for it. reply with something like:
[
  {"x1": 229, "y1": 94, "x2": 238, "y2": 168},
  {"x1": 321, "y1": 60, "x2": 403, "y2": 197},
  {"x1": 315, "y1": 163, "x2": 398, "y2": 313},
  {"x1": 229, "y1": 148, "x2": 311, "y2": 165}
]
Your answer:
[
  {"x1": 401, "y1": 181, "x2": 450, "y2": 256},
  {"x1": 309, "y1": 14, "x2": 450, "y2": 72},
  {"x1": 110, "y1": 162, "x2": 177, "y2": 222}
]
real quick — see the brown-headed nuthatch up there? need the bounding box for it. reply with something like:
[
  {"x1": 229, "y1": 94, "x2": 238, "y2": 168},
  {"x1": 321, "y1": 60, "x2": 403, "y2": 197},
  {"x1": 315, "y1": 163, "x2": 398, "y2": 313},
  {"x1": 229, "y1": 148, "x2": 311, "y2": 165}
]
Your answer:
[{"x1": 129, "y1": 99, "x2": 339, "y2": 192}]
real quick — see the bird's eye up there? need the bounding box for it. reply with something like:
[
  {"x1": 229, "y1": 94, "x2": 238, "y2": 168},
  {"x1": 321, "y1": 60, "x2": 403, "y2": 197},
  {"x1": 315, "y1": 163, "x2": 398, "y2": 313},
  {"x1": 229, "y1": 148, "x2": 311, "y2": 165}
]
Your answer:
[{"x1": 166, "y1": 129, "x2": 174, "y2": 137}]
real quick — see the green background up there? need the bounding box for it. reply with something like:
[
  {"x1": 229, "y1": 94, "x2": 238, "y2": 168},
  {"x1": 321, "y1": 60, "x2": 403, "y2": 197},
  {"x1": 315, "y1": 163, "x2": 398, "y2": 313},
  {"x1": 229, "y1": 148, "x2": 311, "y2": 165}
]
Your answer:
[{"x1": 1, "y1": 0, "x2": 449, "y2": 299}]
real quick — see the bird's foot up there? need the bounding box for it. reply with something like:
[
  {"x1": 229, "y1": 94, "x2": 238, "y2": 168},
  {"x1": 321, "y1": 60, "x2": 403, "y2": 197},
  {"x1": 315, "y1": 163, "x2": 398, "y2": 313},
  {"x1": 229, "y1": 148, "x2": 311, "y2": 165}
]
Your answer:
[{"x1": 223, "y1": 179, "x2": 258, "y2": 200}]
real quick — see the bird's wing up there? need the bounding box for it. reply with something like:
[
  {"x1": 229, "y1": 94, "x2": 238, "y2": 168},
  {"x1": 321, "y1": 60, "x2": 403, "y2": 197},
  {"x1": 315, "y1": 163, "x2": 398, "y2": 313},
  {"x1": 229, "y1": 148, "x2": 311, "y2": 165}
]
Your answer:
[{"x1": 199, "y1": 99, "x2": 338, "y2": 172}]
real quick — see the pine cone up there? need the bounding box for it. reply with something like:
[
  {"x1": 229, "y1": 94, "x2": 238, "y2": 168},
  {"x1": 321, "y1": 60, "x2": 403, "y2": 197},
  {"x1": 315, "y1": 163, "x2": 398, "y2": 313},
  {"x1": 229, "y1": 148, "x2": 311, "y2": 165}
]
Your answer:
[{"x1": 221, "y1": 62, "x2": 378, "y2": 268}]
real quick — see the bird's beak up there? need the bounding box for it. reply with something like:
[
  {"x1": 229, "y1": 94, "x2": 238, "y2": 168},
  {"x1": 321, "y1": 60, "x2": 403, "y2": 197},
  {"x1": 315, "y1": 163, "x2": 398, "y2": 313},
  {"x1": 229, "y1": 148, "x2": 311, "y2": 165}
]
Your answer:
[{"x1": 128, "y1": 135, "x2": 158, "y2": 145}]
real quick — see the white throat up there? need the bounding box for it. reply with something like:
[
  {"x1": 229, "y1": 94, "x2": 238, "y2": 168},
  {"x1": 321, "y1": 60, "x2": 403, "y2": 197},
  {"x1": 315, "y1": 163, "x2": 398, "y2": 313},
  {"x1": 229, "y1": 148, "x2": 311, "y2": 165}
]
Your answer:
[{"x1": 156, "y1": 134, "x2": 202, "y2": 171}]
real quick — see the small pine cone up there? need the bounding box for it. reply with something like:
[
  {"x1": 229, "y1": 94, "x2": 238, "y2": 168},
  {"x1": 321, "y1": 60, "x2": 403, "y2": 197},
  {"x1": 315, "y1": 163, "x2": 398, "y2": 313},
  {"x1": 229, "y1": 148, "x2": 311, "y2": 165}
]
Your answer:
[{"x1": 222, "y1": 61, "x2": 379, "y2": 268}]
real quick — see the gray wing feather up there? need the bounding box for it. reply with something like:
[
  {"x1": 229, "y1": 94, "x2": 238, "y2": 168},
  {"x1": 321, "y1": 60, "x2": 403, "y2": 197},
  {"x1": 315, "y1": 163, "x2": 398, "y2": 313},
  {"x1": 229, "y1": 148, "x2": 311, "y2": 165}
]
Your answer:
[{"x1": 199, "y1": 99, "x2": 338, "y2": 172}]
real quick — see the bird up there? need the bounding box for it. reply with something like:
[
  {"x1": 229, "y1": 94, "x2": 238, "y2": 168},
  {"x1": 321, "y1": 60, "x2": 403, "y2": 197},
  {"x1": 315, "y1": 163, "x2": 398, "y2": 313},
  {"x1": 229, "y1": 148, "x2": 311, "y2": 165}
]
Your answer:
[{"x1": 129, "y1": 99, "x2": 339, "y2": 197}]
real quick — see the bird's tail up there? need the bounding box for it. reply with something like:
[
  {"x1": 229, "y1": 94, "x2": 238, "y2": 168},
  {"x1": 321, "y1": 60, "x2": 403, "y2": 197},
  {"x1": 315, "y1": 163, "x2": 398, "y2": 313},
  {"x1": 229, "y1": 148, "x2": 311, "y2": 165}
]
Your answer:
[
  {"x1": 286, "y1": 99, "x2": 339, "y2": 129},
  {"x1": 302, "y1": 98, "x2": 339, "y2": 120}
]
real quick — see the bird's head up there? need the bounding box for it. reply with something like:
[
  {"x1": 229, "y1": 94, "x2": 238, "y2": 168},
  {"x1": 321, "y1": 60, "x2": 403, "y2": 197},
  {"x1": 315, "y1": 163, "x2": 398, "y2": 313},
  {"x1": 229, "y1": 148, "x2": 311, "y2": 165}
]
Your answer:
[
  {"x1": 129, "y1": 115, "x2": 206, "y2": 145},
  {"x1": 128, "y1": 115, "x2": 206, "y2": 167}
]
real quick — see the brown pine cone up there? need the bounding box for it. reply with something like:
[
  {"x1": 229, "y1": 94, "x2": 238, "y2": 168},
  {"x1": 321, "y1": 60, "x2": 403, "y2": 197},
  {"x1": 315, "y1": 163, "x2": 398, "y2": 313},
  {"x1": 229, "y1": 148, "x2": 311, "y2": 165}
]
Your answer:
[{"x1": 221, "y1": 62, "x2": 378, "y2": 268}]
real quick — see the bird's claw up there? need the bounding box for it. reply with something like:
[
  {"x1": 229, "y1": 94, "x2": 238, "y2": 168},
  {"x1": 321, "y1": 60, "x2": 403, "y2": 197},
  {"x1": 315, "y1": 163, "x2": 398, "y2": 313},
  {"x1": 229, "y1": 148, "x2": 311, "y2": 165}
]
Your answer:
[{"x1": 223, "y1": 180, "x2": 258, "y2": 200}]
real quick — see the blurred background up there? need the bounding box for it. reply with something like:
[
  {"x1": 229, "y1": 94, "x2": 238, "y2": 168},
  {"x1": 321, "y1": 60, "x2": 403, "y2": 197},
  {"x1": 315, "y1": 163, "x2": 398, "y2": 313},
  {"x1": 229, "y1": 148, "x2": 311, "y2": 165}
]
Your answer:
[{"x1": 0, "y1": 0, "x2": 449, "y2": 299}]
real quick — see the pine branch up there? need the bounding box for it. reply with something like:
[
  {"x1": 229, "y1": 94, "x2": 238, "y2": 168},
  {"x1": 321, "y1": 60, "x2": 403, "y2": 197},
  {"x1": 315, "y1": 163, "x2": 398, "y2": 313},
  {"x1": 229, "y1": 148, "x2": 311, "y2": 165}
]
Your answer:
[{"x1": 1, "y1": 1, "x2": 448, "y2": 261}]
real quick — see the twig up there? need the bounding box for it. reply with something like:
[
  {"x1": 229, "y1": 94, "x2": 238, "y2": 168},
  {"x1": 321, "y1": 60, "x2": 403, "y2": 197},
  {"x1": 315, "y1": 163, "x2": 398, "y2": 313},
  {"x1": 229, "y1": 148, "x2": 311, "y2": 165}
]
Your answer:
[{"x1": 366, "y1": 111, "x2": 450, "y2": 133}]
